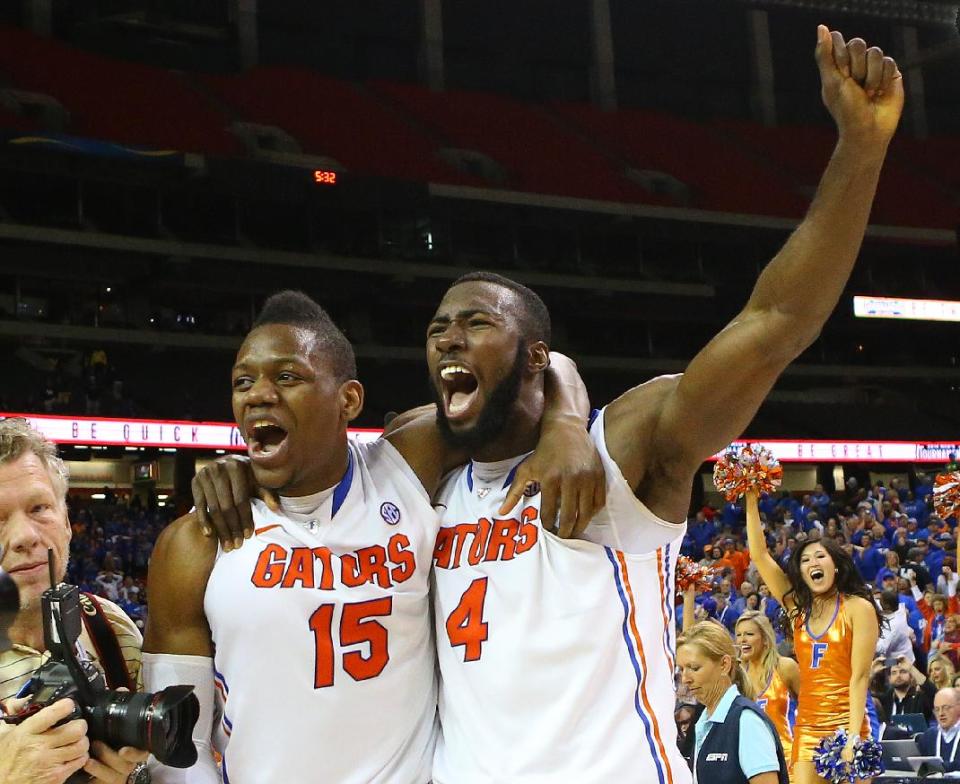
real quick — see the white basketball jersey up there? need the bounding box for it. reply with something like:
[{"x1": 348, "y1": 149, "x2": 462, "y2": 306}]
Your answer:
[
  {"x1": 432, "y1": 407, "x2": 691, "y2": 784},
  {"x1": 205, "y1": 437, "x2": 439, "y2": 784}
]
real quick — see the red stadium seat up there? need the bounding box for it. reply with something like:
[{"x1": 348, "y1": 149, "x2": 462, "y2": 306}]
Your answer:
[
  {"x1": 554, "y1": 103, "x2": 809, "y2": 217},
  {"x1": 715, "y1": 118, "x2": 960, "y2": 230},
  {"x1": 372, "y1": 81, "x2": 662, "y2": 203},
  {"x1": 0, "y1": 25, "x2": 243, "y2": 156},
  {"x1": 201, "y1": 68, "x2": 481, "y2": 185}
]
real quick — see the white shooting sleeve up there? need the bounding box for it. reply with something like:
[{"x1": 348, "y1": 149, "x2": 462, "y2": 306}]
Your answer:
[{"x1": 142, "y1": 652, "x2": 221, "y2": 783}]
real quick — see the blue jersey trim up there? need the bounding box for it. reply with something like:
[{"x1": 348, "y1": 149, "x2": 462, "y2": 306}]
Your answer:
[
  {"x1": 605, "y1": 546, "x2": 667, "y2": 784},
  {"x1": 331, "y1": 450, "x2": 355, "y2": 518}
]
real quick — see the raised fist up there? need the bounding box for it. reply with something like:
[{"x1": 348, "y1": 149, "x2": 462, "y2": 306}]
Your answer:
[{"x1": 815, "y1": 25, "x2": 904, "y2": 145}]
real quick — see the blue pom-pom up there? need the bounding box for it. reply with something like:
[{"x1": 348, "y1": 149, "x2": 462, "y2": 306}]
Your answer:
[
  {"x1": 813, "y1": 730, "x2": 885, "y2": 783},
  {"x1": 852, "y1": 736, "x2": 884, "y2": 780}
]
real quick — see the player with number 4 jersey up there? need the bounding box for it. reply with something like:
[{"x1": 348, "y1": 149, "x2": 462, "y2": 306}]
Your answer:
[
  {"x1": 432, "y1": 407, "x2": 687, "y2": 782},
  {"x1": 424, "y1": 43, "x2": 905, "y2": 770}
]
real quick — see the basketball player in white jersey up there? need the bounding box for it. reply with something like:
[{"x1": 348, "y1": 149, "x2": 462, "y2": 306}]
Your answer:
[
  {"x1": 420, "y1": 27, "x2": 903, "y2": 783},
  {"x1": 143, "y1": 291, "x2": 601, "y2": 783}
]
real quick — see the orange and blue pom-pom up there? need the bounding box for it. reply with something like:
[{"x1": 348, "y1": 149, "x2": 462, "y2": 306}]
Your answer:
[
  {"x1": 675, "y1": 555, "x2": 717, "y2": 598},
  {"x1": 813, "y1": 730, "x2": 884, "y2": 783},
  {"x1": 712, "y1": 444, "x2": 783, "y2": 502},
  {"x1": 934, "y1": 472, "x2": 960, "y2": 522}
]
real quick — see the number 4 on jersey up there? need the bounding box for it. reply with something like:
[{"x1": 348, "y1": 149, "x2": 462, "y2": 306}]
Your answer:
[{"x1": 446, "y1": 577, "x2": 489, "y2": 661}]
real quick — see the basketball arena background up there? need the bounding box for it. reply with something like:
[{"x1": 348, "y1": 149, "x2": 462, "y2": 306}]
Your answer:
[{"x1": 0, "y1": 0, "x2": 958, "y2": 516}]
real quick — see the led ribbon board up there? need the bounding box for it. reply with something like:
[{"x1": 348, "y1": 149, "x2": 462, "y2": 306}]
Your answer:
[{"x1": 1, "y1": 414, "x2": 957, "y2": 462}]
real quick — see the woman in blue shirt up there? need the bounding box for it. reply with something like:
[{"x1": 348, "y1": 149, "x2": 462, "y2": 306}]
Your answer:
[{"x1": 677, "y1": 621, "x2": 788, "y2": 784}]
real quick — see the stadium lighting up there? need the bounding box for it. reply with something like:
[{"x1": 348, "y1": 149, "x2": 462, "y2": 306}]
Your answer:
[
  {"x1": 91, "y1": 493, "x2": 106, "y2": 500},
  {"x1": 853, "y1": 295, "x2": 960, "y2": 322}
]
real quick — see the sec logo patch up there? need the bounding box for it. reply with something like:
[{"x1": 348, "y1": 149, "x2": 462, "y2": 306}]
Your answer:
[
  {"x1": 523, "y1": 482, "x2": 540, "y2": 498},
  {"x1": 380, "y1": 502, "x2": 401, "y2": 525}
]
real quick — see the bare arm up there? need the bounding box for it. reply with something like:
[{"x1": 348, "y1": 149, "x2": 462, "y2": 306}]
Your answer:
[
  {"x1": 908, "y1": 659, "x2": 927, "y2": 686},
  {"x1": 143, "y1": 514, "x2": 217, "y2": 657},
  {"x1": 603, "y1": 27, "x2": 903, "y2": 523},
  {"x1": 143, "y1": 516, "x2": 221, "y2": 783},
  {"x1": 846, "y1": 597, "x2": 881, "y2": 750},
  {"x1": 778, "y1": 655, "x2": 801, "y2": 698},
  {"x1": 382, "y1": 404, "x2": 436, "y2": 436},
  {"x1": 682, "y1": 585, "x2": 696, "y2": 633},
  {"x1": 744, "y1": 492, "x2": 792, "y2": 606}
]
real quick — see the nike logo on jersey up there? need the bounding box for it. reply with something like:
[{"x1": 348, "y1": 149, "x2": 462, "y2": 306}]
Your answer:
[
  {"x1": 250, "y1": 533, "x2": 416, "y2": 590},
  {"x1": 433, "y1": 505, "x2": 539, "y2": 569}
]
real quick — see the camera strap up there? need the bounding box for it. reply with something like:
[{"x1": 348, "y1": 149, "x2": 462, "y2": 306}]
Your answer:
[{"x1": 79, "y1": 593, "x2": 134, "y2": 691}]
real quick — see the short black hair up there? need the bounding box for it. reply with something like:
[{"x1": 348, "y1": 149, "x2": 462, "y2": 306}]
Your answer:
[
  {"x1": 251, "y1": 290, "x2": 356, "y2": 382},
  {"x1": 449, "y1": 271, "x2": 551, "y2": 344},
  {"x1": 879, "y1": 589, "x2": 899, "y2": 613}
]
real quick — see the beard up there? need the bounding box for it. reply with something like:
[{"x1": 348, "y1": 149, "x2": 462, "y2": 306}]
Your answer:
[{"x1": 432, "y1": 341, "x2": 526, "y2": 454}]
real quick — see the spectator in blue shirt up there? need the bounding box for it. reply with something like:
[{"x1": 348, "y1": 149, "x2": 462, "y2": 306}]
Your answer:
[
  {"x1": 731, "y1": 581, "x2": 757, "y2": 616},
  {"x1": 689, "y1": 510, "x2": 718, "y2": 559},
  {"x1": 776, "y1": 490, "x2": 799, "y2": 520},
  {"x1": 758, "y1": 492, "x2": 777, "y2": 521},
  {"x1": 855, "y1": 532, "x2": 886, "y2": 583},
  {"x1": 902, "y1": 491, "x2": 926, "y2": 525},
  {"x1": 721, "y1": 500, "x2": 744, "y2": 529},
  {"x1": 926, "y1": 533, "x2": 953, "y2": 583},
  {"x1": 678, "y1": 621, "x2": 787, "y2": 784},
  {"x1": 811, "y1": 483, "x2": 831, "y2": 517},
  {"x1": 798, "y1": 494, "x2": 817, "y2": 527}
]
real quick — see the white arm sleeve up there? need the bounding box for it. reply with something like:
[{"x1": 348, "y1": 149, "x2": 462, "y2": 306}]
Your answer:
[{"x1": 142, "y1": 652, "x2": 221, "y2": 784}]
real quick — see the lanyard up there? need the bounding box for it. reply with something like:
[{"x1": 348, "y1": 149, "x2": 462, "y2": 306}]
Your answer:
[
  {"x1": 892, "y1": 688, "x2": 913, "y2": 715},
  {"x1": 938, "y1": 727, "x2": 960, "y2": 763}
]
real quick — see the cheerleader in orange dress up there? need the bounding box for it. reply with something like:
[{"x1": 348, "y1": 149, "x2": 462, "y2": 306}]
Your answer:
[
  {"x1": 745, "y1": 490, "x2": 882, "y2": 784},
  {"x1": 735, "y1": 610, "x2": 799, "y2": 760}
]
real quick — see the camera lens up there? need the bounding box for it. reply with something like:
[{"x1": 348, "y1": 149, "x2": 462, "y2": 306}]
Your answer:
[{"x1": 87, "y1": 686, "x2": 199, "y2": 767}]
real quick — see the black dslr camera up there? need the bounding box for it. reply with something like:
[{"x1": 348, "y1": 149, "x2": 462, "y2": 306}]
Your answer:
[{"x1": 2, "y1": 558, "x2": 200, "y2": 779}]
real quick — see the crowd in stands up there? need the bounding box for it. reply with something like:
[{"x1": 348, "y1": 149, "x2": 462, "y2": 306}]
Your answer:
[
  {"x1": 65, "y1": 492, "x2": 175, "y2": 632},
  {"x1": 673, "y1": 466, "x2": 960, "y2": 766}
]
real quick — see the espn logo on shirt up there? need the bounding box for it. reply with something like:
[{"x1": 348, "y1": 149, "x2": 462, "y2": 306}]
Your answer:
[{"x1": 705, "y1": 753, "x2": 729, "y2": 762}]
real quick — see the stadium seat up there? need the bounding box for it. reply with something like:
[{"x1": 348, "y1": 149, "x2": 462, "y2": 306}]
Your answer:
[
  {"x1": 201, "y1": 68, "x2": 482, "y2": 185},
  {"x1": 0, "y1": 25, "x2": 243, "y2": 156},
  {"x1": 372, "y1": 81, "x2": 662, "y2": 203},
  {"x1": 553, "y1": 103, "x2": 809, "y2": 217},
  {"x1": 715, "y1": 119, "x2": 960, "y2": 230}
]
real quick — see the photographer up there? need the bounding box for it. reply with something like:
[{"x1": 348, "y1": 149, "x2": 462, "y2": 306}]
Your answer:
[{"x1": 0, "y1": 418, "x2": 148, "y2": 783}]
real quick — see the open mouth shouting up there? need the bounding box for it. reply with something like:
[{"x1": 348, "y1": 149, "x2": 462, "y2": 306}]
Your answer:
[
  {"x1": 245, "y1": 417, "x2": 290, "y2": 468},
  {"x1": 438, "y1": 363, "x2": 480, "y2": 423},
  {"x1": 808, "y1": 567, "x2": 826, "y2": 587}
]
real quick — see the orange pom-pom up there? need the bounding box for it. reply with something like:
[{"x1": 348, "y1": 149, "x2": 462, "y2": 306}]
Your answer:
[
  {"x1": 676, "y1": 555, "x2": 717, "y2": 597},
  {"x1": 934, "y1": 472, "x2": 960, "y2": 522},
  {"x1": 713, "y1": 444, "x2": 783, "y2": 502}
]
